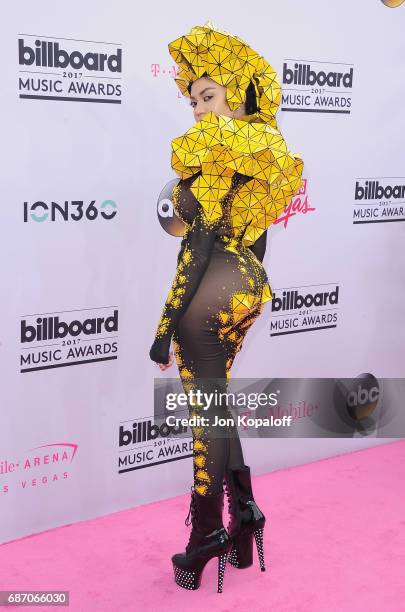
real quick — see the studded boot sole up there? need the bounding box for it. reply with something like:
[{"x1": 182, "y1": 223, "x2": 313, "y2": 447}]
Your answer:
[
  {"x1": 172, "y1": 488, "x2": 232, "y2": 593},
  {"x1": 172, "y1": 539, "x2": 231, "y2": 592}
]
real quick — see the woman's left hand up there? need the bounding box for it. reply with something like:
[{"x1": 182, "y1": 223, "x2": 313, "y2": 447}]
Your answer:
[
  {"x1": 149, "y1": 336, "x2": 174, "y2": 369},
  {"x1": 156, "y1": 350, "x2": 175, "y2": 371}
]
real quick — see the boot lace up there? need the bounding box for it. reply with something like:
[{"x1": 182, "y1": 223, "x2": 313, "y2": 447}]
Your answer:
[
  {"x1": 185, "y1": 485, "x2": 197, "y2": 527},
  {"x1": 223, "y1": 478, "x2": 233, "y2": 514},
  {"x1": 223, "y1": 476, "x2": 253, "y2": 523}
]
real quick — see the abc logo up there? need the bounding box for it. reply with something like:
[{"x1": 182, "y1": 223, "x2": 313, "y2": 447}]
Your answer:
[
  {"x1": 346, "y1": 374, "x2": 379, "y2": 421},
  {"x1": 157, "y1": 179, "x2": 186, "y2": 237}
]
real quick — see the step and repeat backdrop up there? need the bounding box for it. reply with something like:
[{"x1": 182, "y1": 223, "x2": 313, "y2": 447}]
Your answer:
[{"x1": 1, "y1": 0, "x2": 404, "y2": 543}]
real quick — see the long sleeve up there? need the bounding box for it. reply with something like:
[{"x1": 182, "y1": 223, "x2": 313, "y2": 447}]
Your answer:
[
  {"x1": 149, "y1": 205, "x2": 218, "y2": 365},
  {"x1": 247, "y1": 230, "x2": 267, "y2": 263}
]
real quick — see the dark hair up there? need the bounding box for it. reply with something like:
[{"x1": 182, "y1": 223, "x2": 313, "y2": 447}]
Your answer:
[
  {"x1": 187, "y1": 72, "x2": 258, "y2": 115},
  {"x1": 244, "y1": 80, "x2": 258, "y2": 115}
]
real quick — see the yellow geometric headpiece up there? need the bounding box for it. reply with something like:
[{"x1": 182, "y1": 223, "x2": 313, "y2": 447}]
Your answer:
[{"x1": 168, "y1": 21, "x2": 282, "y2": 127}]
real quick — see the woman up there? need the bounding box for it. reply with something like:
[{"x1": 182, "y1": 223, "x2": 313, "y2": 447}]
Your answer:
[{"x1": 149, "y1": 22, "x2": 304, "y2": 592}]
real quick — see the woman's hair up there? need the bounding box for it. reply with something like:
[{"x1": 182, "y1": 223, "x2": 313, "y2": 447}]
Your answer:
[{"x1": 187, "y1": 72, "x2": 258, "y2": 115}]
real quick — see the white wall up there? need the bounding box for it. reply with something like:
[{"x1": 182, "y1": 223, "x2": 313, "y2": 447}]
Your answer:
[{"x1": 1, "y1": 0, "x2": 404, "y2": 544}]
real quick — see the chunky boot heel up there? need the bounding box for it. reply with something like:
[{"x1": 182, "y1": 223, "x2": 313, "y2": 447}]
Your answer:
[
  {"x1": 173, "y1": 564, "x2": 198, "y2": 590},
  {"x1": 173, "y1": 549, "x2": 229, "y2": 592},
  {"x1": 171, "y1": 486, "x2": 232, "y2": 592},
  {"x1": 228, "y1": 531, "x2": 253, "y2": 568},
  {"x1": 223, "y1": 466, "x2": 268, "y2": 573}
]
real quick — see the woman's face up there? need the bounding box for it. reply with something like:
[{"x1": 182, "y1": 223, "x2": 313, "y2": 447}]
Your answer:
[{"x1": 189, "y1": 76, "x2": 246, "y2": 122}]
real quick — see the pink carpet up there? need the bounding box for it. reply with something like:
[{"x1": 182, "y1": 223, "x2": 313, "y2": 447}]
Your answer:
[{"x1": 1, "y1": 441, "x2": 405, "y2": 612}]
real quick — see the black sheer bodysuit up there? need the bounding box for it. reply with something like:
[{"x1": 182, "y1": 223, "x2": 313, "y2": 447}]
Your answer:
[{"x1": 150, "y1": 171, "x2": 270, "y2": 496}]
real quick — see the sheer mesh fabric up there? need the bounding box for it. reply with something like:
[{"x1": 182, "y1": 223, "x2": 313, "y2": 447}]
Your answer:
[{"x1": 151, "y1": 174, "x2": 268, "y2": 495}]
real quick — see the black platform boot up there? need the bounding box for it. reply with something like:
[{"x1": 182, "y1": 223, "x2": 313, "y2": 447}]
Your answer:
[
  {"x1": 171, "y1": 486, "x2": 232, "y2": 593},
  {"x1": 223, "y1": 465, "x2": 267, "y2": 571}
]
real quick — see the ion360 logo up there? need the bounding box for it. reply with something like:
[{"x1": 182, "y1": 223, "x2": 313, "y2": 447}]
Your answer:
[{"x1": 23, "y1": 199, "x2": 117, "y2": 223}]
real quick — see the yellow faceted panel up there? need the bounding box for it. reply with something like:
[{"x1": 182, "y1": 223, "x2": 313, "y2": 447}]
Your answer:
[
  {"x1": 169, "y1": 109, "x2": 304, "y2": 239},
  {"x1": 231, "y1": 292, "x2": 260, "y2": 323},
  {"x1": 261, "y1": 283, "x2": 273, "y2": 303}
]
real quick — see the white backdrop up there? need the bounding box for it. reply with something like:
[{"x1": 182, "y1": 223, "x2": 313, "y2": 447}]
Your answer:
[{"x1": 1, "y1": 0, "x2": 404, "y2": 544}]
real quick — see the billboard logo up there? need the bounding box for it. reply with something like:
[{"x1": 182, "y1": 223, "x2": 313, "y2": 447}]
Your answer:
[
  {"x1": 18, "y1": 35, "x2": 122, "y2": 103},
  {"x1": 352, "y1": 177, "x2": 405, "y2": 224},
  {"x1": 281, "y1": 60, "x2": 353, "y2": 114},
  {"x1": 270, "y1": 284, "x2": 340, "y2": 336},
  {"x1": 20, "y1": 307, "x2": 119, "y2": 373}
]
